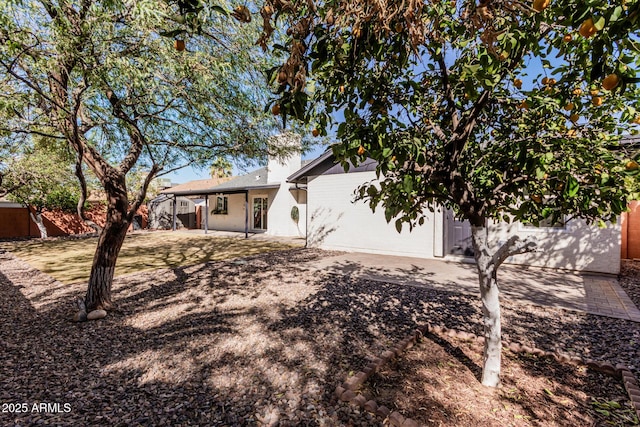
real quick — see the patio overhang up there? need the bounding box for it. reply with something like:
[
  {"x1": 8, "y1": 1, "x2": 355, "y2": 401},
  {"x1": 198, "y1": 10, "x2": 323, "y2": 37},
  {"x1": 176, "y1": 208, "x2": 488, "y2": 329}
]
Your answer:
[{"x1": 161, "y1": 184, "x2": 281, "y2": 239}]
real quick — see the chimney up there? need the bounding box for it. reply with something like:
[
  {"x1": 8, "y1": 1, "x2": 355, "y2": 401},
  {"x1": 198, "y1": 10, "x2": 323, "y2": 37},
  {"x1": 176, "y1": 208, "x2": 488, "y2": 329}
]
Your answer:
[{"x1": 267, "y1": 133, "x2": 302, "y2": 183}]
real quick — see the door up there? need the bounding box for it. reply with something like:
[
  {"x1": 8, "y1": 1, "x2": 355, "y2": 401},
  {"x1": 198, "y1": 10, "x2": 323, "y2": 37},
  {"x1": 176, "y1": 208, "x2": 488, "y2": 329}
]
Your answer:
[
  {"x1": 252, "y1": 197, "x2": 268, "y2": 230},
  {"x1": 446, "y1": 210, "x2": 474, "y2": 256}
]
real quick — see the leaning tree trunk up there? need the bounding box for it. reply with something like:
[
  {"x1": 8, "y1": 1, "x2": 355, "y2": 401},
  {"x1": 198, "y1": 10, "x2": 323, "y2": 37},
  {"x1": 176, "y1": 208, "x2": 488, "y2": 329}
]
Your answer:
[
  {"x1": 470, "y1": 224, "x2": 502, "y2": 387},
  {"x1": 84, "y1": 184, "x2": 130, "y2": 312},
  {"x1": 29, "y1": 207, "x2": 48, "y2": 238}
]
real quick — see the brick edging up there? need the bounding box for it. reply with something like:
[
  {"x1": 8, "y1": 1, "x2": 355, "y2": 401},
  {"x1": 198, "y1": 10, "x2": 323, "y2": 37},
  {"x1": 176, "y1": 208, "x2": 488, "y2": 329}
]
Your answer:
[{"x1": 334, "y1": 324, "x2": 640, "y2": 425}]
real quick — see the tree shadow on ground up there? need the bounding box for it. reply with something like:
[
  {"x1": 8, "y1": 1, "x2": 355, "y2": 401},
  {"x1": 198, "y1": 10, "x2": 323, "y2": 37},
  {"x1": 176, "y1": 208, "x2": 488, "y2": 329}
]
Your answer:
[{"x1": 1, "y1": 247, "x2": 638, "y2": 426}]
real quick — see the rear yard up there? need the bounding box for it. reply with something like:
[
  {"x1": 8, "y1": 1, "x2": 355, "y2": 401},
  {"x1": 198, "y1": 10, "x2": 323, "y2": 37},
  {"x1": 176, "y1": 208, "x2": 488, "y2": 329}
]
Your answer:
[{"x1": 0, "y1": 234, "x2": 638, "y2": 426}]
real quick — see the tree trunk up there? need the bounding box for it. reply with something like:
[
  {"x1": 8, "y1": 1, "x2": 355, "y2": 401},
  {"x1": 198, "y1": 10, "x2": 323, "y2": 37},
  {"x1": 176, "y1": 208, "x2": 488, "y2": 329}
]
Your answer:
[
  {"x1": 470, "y1": 224, "x2": 502, "y2": 387},
  {"x1": 84, "y1": 181, "x2": 129, "y2": 312},
  {"x1": 29, "y1": 208, "x2": 48, "y2": 238}
]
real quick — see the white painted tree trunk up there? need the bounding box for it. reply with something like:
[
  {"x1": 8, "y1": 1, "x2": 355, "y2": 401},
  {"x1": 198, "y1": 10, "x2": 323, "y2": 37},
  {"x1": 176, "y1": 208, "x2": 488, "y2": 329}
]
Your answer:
[
  {"x1": 470, "y1": 225, "x2": 501, "y2": 387},
  {"x1": 470, "y1": 224, "x2": 537, "y2": 387},
  {"x1": 29, "y1": 209, "x2": 48, "y2": 239}
]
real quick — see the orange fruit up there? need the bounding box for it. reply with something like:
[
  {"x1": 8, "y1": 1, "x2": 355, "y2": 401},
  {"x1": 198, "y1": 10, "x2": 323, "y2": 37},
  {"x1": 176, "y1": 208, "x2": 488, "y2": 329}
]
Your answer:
[
  {"x1": 563, "y1": 34, "x2": 572, "y2": 42},
  {"x1": 312, "y1": 128, "x2": 320, "y2": 137},
  {"x1": 633, "y1": 116, "x2": 640, "y2": 125},
  {"x1": 548, "y1": 78, "x2": 557, "y2": 85},
  {"x1": 518, "y1": 100, "x2": 529, "y2": 110},
  {"x1": 541, "y1": 77, "x2": 549, "y2": 85},
  {"x1": 563, "y1": 103, "x2": 574, "y2": 111},
  {"x1": 589, "y1": 89, "x2": 599, "y2": 96},
  {"x1": 514, "y1": 79, "x2": 523, "y2": 89},
  {"x1": 570, "y1": 113, "x2": 580, "y2": 123},
  {"x1": 357, "y1": 145, "x2": 366, "y2": 155},
  {"x1": 531, "y1": 194, "x2": 543, "y2": 203},
  {"x1": 263, "y1": 4, "x2": 273, "y2": 14},
  {"x1": 602, "y1": 74, "x2": 620, "y2": 91},
  {"x1": 533, "y1": 0, "x2": 550, "y2": 12},
  {"x1": 339, "y1": 85, "x2": 345, "y2": 94},
  {"x1": 591, "y1": 96, "x2": 603, "y2": 106},
  {"x1": 271, "y1": 103, "x2": 281, "y2": 115},
  {"x1": 626, "y1": 160, "x2": 639, "y2": 171},
  {"x1": 174, "y1": 39, "x2": 185, "y2": 51},
  {"x1": 567, "y1": 129, "x2": 577, "y2": 138},
  {"x1": 572, "y1": 87, "x2": 583, "y2": 96},
  {"x1": 579, "y1": 18, "x2": 597, "y2": 38}
]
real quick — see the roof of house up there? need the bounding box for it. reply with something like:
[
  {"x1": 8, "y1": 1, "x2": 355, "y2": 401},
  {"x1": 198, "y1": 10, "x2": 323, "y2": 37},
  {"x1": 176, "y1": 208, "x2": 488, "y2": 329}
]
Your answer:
[
  {"x1": 159, "y1": 177, "x2": 233, "y2": 195},
  {"x1": 287, "y1": 149, "x2": 377, "y2": 184},
  {"x1": 161, "y1": 167, "x2": 280, "y2": 196}
]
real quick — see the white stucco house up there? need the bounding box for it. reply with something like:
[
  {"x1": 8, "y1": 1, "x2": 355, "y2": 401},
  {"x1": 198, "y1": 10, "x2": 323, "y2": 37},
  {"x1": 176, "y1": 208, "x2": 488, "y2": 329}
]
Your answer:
[
  {"x1": 161, "y1": 142, "x2": 307, "y2": 238},
  {"x1": 287, "y1": 150, "x2": 621, "y2": 275},
  {"x1": 161, "y1": 138, "x2": 621, "y2": 275}
]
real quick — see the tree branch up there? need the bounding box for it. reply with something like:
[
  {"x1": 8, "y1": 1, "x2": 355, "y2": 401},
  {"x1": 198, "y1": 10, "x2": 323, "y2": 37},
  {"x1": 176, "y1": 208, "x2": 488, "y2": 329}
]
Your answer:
[{"x1": 493, "y1": 235, "x2": 537, "y2": 268}]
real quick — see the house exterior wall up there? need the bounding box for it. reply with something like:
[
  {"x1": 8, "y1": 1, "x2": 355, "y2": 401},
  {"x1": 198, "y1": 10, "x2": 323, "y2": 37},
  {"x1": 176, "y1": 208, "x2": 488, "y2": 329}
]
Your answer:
[
  {"x1": 488, "y1": 219, "x2": 621, "y2": 274},
  {"x1": 206, "y1": 193, "x2": 248, "y2": 232},
  {"x1": 306, "y1": 171, "x2": 439, "y2": 258},
  {"x1": 265, "y1": 185, "x2": 307, "y2": 237},
  {"x1": 306, "y1": 171, "x2": 620, "y2": 274}
]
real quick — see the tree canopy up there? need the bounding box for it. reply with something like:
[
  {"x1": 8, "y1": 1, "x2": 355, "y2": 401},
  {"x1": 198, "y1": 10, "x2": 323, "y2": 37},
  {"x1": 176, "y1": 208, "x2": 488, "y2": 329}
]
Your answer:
[
  {"x1": 0, "y1": 0, "x2": 287, "y2": 311},
  {"x1": 260, "y1": 0, "x2": 640, "y2": 386}
]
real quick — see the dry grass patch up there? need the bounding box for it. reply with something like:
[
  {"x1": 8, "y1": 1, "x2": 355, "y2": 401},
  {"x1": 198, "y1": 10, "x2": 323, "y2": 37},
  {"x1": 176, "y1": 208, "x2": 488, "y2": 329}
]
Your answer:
[{"x1": 0, "y1": 231, "x2": 299, "y2": 284}]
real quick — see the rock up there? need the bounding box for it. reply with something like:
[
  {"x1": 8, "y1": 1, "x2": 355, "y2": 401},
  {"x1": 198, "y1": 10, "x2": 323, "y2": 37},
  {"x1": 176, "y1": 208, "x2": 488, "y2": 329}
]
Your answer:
[
  {"x1": 73, "y1": 311, "x2": 87, "y2": 322},
  {"x1": 87, "y1": 309, "x2": 107, "y2": 320}
]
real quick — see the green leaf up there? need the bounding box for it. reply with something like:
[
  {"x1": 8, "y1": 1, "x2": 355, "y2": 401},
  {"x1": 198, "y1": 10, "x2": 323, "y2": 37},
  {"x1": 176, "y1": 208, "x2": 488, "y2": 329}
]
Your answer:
[
  {"x1": 593, "y1": 16, "x2": 606, "y2": 31},
  {"x1": 565, "y1": 176, "x2": 579, "y2": 198}
]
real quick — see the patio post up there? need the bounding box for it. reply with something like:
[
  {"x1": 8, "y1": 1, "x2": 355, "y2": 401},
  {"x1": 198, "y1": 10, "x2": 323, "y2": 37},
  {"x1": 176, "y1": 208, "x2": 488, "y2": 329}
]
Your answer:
[
  {"x1": 204, "y1": 195, "x2": 209, "y2": 234},
  {"x1": 172, "y1": 195, "x2": 177, "y2": 231},
  {"x1": 245, "y1": 191, "x2": 249, "y2": 239}
]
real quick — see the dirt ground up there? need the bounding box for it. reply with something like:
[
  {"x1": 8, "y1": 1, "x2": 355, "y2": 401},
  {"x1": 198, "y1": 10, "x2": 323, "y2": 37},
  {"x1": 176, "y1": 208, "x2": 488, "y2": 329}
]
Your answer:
[
  {"x1": 364, "y1": 334, "x2": 637, "y2": 426},
  {"x1": 0, "y1": 246, "x2": 639, "y2": 426}
]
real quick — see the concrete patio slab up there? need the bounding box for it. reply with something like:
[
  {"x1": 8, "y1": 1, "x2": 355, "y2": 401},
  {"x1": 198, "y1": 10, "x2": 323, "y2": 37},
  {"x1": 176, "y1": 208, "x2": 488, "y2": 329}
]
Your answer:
[{"x1": 302, "y1": 252, "x2": 640, "y2": 322}]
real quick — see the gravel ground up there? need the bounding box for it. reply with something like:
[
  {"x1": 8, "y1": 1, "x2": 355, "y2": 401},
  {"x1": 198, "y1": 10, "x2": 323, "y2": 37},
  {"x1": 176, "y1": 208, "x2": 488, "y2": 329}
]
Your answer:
[{"x1": 0, "y1": 247, "x2": 639, "y2": 426}]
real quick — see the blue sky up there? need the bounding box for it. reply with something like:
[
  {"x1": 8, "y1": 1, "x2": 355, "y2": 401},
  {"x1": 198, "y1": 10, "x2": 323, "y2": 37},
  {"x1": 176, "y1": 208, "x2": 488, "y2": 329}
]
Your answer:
[{"x1": 165, "y1": 141, "x2": 329, "y2": 184}]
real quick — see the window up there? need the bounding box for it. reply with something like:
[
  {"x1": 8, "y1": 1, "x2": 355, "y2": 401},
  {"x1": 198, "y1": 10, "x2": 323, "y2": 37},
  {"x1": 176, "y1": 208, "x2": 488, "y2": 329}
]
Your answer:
[{"x1": 212, "y1": 196, "x2": 228, "y2": 215}]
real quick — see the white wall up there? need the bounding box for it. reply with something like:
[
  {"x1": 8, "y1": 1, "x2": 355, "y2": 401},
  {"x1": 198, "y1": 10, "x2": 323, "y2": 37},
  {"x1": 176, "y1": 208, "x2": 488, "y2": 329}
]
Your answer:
[
  {"x1": 306, "y1": 171, "x2": 620, "y2": 274},
  {"x1": 489, "y1": 219, "x2": 621, "y2": 274},
  {"x1": 206, "y1": 193, "x2": 248, "y2": 232},
  {"x1": 307, "y1": 172, "x2": 439, "y2": 258},
  {"x1": 266, "y1": 185, "x2": 307, "y2": 237},
  {"x1": 267, "y1": 133, "x2": 302, "y2": 184}
]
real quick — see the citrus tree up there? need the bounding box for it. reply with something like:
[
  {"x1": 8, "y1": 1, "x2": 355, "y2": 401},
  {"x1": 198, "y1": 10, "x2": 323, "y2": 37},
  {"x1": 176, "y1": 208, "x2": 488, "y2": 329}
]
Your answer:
[
  {"x1": 259, "y1": 0, "x2": 640, "y2": 386},
  {"x1": 0, "y1": 0, "x2": 286, "y2": 313}
]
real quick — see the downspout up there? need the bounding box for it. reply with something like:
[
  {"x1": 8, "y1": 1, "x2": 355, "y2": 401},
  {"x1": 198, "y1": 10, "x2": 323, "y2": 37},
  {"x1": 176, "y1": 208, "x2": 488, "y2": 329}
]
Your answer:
[
  {"x1": 204, "y1": 194, "x2": 209, "y2": 234},
  {"x1": 172, "y1": 195, "x2": 177, "y2": 231},
  {"x1": 244, "y1": 191, "x2": 249, "y2": 239},
  {"x1": 295, "y1": 183, "x2": 308, "y2": 248}
]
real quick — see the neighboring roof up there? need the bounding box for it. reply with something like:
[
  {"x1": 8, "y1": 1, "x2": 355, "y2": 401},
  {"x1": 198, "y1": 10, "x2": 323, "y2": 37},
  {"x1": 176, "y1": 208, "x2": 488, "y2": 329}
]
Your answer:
[
  {"x1": 160, "y1": 177, "x2": 232, "y2": 195},
  {"x1": 161, "y1": 167, "x2": 280, "y2": 197},
  {"x1": 287, "y1": 149, "x2": 377, "y2": 184}
]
